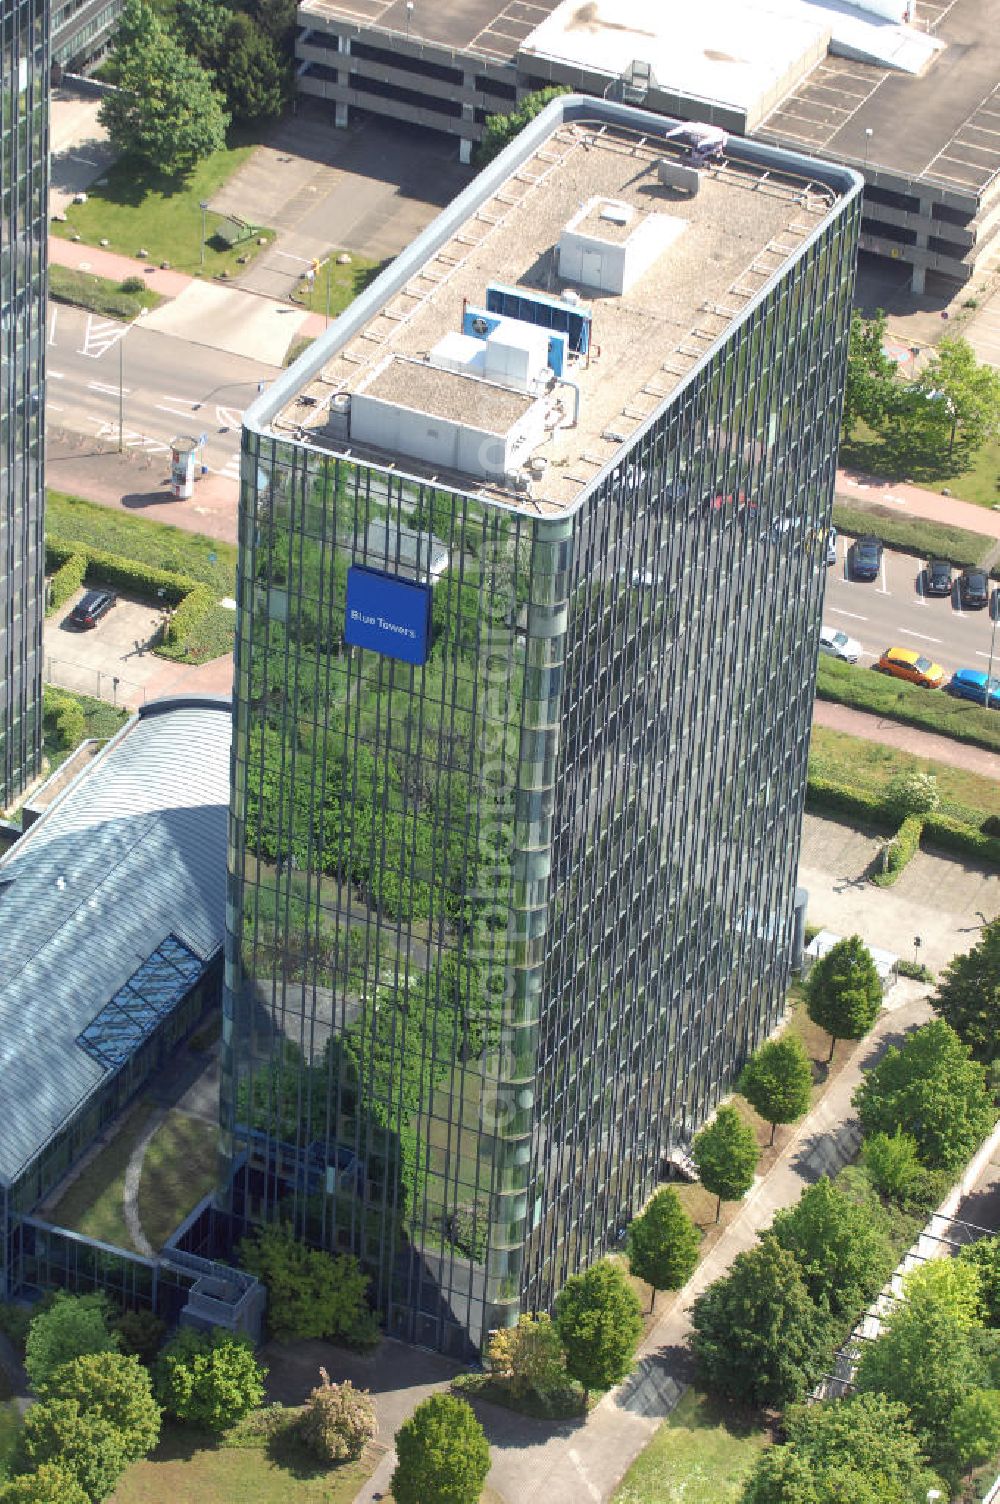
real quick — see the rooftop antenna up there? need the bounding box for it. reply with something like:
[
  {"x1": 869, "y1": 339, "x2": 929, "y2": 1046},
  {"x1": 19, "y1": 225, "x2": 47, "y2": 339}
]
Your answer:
[{"x1": 405, "y1": 0, "x2": 414, "y2": 40}]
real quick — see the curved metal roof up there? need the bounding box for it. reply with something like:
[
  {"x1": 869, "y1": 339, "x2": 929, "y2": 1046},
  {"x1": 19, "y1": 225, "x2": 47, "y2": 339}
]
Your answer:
[{"x1": 0, "y1": 698, "x2": 231, "y2": 1188}]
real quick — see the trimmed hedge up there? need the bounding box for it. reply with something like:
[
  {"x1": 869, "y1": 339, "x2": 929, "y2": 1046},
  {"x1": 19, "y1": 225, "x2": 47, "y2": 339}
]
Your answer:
[
  {"x1": 816, "y1": 656, "x2": 1000, "y2": 756},
  {"x1": 922, "y1": 810, "x2": 1000, "y2": 867},
  {"x1": 165, "y1": 584, "x2": 216, "y2": 648},
  {"x1": 871, "y1": 813, "x2": 924, "y2": 887},
  {"x1": 47, "y1": 551, "x2": 88, "y2": 615},
  {"x1": 804, "y1": 773, "x2": 896, "y2": 831},
  {"x1": 806, "y1": 775, "x2": 1000, "y2": 872},
  {"x1": 832, "y1": 499, "x2": 992, "y2": 570}
]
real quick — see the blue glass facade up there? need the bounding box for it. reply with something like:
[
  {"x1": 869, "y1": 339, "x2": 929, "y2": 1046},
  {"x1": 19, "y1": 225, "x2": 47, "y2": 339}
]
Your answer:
[
  {"x1": 227, "y1": 103, "x2": 861, "y2": 1356},
  {"x1": 0, "y1": 0, "x2": 47, "y2": 807}
]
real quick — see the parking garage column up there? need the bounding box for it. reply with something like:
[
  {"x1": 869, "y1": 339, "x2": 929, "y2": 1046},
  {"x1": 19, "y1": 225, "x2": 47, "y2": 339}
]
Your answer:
[
  {"x1": 335, "y1": 35, "x2": 350, "y2": 129},
  {"x1": 459, "y1": 71, "x2": 476, "y2": 165},
  {"x1": 911, "y1": 197, "x2": 932, "y2": 294}
]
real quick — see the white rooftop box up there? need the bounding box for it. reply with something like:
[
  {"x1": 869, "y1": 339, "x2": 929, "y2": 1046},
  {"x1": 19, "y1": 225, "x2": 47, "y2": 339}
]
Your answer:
[
  {"x1": 429, "y1": 332, "x2": 487, "y2": 378},
  {"x1": 558, "y1": 196, "x2": 687, "y2": 295},
  {"x1": 482, "y1": 318, "x2": 552, "y2": 391}
]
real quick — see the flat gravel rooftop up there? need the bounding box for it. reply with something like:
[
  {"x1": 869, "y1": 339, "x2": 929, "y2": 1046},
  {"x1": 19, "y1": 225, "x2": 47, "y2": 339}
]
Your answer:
[
  {"x1": 277, "y1": 116, "x2": 841, "y2": 511},
  {"x1": 299, "y1": 0, "x2": 564, "y2": 61},
  {"x1": 758, "y1": 0, "x2": 1000, "y2": 193}
]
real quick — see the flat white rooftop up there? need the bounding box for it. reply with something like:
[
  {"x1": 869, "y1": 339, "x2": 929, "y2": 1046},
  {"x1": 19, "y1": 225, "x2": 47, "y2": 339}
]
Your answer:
[{"x1": 270, "y1": 111, "x2": 850, "y2": 512}]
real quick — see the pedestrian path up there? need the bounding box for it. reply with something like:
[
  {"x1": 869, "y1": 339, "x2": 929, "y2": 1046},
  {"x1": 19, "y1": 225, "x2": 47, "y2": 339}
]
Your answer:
[
  {"x1": 813, "y1": 699, "x2": 1000, "y2": 778},
  {"x1": 837, "y1": 467, "x2": 1000, "y2": 539}
]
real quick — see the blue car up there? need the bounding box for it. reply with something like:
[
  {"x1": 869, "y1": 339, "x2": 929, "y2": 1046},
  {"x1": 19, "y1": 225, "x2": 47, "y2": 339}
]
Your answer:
[{"x1": 950, "y1": 668, "x2": 1000, "y2": 708}]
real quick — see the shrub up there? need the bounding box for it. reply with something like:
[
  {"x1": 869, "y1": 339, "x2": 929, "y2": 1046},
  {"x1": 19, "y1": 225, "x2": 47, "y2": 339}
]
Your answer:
[
  {"x1": 24, "y1": 1294, "x2": 118, "y2": 1393},
  {"x1": 239, "y1": 1224, "x2": 377, "y2": 1348},
  {"x1": 47, "y1": 552, "x2": 88, "y2": 615},
  {"x1": 119, "y1": 276, "x2": 146, "y2": 294},
  {"x1": 0, "y1": 1302, "x2": 33, "y2": 1356},
  {"x1": 40, "y1": 1351, "x2": 161, "y2": 1462},
  {"x1": 391, "y1": 1394, "x2": 490, "y2": 1504},
  {"x1": 486, "y1": 1313, "x2": 567, "y2": 1400},
  {"x1": 886, "y1": 771, "x2": 940, "y2": 819},
  {"x1": 298, "y1": 1370, "x2": 377, "y2": 1463},
  {"x1": 164, "y1": 584, "x2": 215, "y2": 648},
  {"x1": 476, "y1": 87, "x2": 569, "y2": 165},
  {"x1": 871, "y1": 813, "x2": 924, "y2": 886},
  {"x1": 153, "y1": 1327, "x2": 266, "y2": 1432},
  {"x1": 805, "y1": 770, "x2": 895, "y2": 828},
  {"x1": 862, "y1": 1130, "x2": 936, "y2": 1209},
  {"x1": 17, "y1": 1398, "x2": 129, "y2": 1503},
  {"x1": 922, "y1": 811, "x2": 1000, "y2": 867}
]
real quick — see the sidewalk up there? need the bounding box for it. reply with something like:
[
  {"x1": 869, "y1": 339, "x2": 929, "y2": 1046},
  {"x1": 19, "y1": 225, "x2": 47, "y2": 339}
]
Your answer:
[
  {"x1": 348, "y1": 986, "x2": 935, "y2": 1504},
  {"x1": 837, "y1": 467, "x2": 1000, "y2": 540},
  {"x1": 813, "y1": 699, "x2": 1000, "y2": 777}
]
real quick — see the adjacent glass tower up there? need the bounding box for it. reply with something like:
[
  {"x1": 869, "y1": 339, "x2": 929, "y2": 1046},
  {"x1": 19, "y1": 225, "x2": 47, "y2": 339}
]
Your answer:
[
  {"x1": 0, "y1": 0, "x2": 47, "y2": 807},
  {"x1": 226, "y1": 98, "x2": 862, "y2": 1356}
]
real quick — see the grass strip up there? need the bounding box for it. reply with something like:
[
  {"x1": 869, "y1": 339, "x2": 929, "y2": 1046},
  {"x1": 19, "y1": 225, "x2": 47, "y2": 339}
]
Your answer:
[
  {"x1": 47, "y1": 1100, "x2": 154, "y2": 1253},
  {"x1": 49, "y1": 264, "x2": 164, "y2": 319},
  {"x1": 137, "y1": 1109, "x2": 219, "y2": 1252},
  {"x1": 288, "y1": 251, "x2": 387, "y2": 318},
  {"x1": 832, "y1": 498, "x2": 996, "y2": 572},
  {"x1": 47, "y1": 491, "x2": 237, "y2": 593},
  {"x1": 816, "y1": 656, "x2": 1000, "y2": 755},
  {"x1": 612, "y1": 1387, "x2": 769, "y2": 1503}
]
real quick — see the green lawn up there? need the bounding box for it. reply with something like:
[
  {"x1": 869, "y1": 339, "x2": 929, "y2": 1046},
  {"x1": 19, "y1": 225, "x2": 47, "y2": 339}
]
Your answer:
[
  {"x1": 48, "y1": 1100, "x2": 154, "y2": 1252},
  {"x1": 816, "y1": 656, "x2": 1000, "y2": 756},
  {"x1": 110, "y1": 1423, "x2": 381, "y2": 1504},
  {"x1": 612, "y1": 1388, "x2": 769, "y2": 1504},
  {"x1": 289, "y1": 251, "x2": 387, "y2": 319},
  {"x1": 49, "y1": 265, "x2": 164, "y2": 320},
  {"x1": 52, "y1": 147, "x2": 272, "y2": 279},
  {"x1": 47, "y1": 491, "x2": 237, "y2": 593},
  {"x1": 840, "y1": 423, "x2": 1000, "y2": 509},
  {"x1": 137, "y1": 1110, "x2": 218, "y2": 1252},
  {"x1": 810, "y1": 726, "x2": 1000, "y2": 830}
]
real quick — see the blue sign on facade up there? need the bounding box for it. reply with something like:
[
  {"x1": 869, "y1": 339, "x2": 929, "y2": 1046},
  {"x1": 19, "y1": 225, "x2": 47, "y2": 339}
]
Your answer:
[{"x1": 344, "y1": 566, "x2": 432, "y2": 665}]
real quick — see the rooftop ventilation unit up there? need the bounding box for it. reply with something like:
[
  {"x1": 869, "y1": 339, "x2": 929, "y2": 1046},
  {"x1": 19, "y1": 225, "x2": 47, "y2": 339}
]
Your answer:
[
  {"x1": 485, "y1": 283, "x2": 592, "y2": 356},
  {"x1": 462, "y1": 307, "x2": 568, "y2": 377},
  {"x1": 558, "y1": 197, "x2": 687, "y2": 296}
]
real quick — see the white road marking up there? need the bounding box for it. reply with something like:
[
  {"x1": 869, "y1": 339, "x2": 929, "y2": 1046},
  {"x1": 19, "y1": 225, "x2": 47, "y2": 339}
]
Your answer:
[
  {"x1": 155, "y1": 402, "x2": 199, "y2": 419},
  {"x1": 48, "y1": 306, "x2": 58, "y2": 345},
  {"x1": 47, "y1": 401, "x2": 65, "y2": 411},
  {"x1": 79, "y1": 314, "x2": 128, "y2": 359},
  {"x1": 274, "y1": 249, "x2": 313, "y2": 263},
  {"x1": 878, "y1": 559, "x2": 889, "y2": 594},
  {"x1": 88, "y1": 380, "x2": 128, "y2": 396},
  {"x1": 829, "y1": 607, "x2": 868, "y2": 621},
  {"x1": 976, "y1": 651, "x2": 997, "y2": 661},
  {"x1": 216, "y1": 405, "x2": 243, "y2": 430},
  {"x1": 900, "y1": 628, "x2": 943, "y2": 644},
  {"x1": 49, "y1": 369, "x2": 65, "y2": 380},
  {"x1": 159, "y1": 394, "x2": 198, "y2": 407}
]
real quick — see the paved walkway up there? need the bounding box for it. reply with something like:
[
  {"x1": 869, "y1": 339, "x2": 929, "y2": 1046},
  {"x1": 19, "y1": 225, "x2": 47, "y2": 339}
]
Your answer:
[
  {"x1": 836, "y1": 468, "x2": 1000, "y2": 538},
  {"x1": 813, "y1": 699, "x2": 1000, "y2": 776}
]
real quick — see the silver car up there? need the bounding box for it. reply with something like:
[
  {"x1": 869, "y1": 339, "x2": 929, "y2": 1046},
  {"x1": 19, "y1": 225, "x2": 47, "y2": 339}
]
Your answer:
[{"x1": 819, "y1": 624, "x2": 861, "y2": 662}]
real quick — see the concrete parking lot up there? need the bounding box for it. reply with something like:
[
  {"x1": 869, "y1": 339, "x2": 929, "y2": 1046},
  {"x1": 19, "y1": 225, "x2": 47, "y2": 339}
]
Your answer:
[{"x1": 45, "y1": 588, "x2": 168, "y2": 707}]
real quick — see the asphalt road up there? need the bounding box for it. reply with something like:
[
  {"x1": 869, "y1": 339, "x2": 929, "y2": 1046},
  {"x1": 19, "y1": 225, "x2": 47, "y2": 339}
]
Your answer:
[
  {"x1": 825, "y1": 533, "x2": 1000, "y2": 681},
  {"x1": 45, "y1": 301, "x2": 281, "y2": 483}
]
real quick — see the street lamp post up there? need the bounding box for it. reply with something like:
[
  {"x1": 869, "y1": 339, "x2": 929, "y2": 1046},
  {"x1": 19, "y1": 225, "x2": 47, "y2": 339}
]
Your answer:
[
  {"x1": 199, "y1": 199, "x2": 209, "y2": 269},
  {"x1": 118, "y1": 307, "x2": 148, "y2": 453},
  {"x1": 863, "y1": 127, "x2": 873, "y2": 169},
  {"x1": 405, "y1": 0, "x2": 414, "y2": 39},
  {"x1": 988, "y1": 588, "x2": 1000, "y2": 706}
]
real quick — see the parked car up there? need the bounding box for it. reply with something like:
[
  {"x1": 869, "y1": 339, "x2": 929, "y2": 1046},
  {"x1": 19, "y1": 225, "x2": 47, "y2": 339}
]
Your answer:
[
  {"x1": 851, "y1": 535, "x2": 882, "y2": 581},
  {"x1": 819, "y1": 624, "x2": 861, "y2": 662},
  {"x1": 923, "y1": 558, "x2": 953, "y2": 597},
  {"x1": 876, "y1": 646, "x2": 945, "y2": 688},
  {"x1": 69, "y1": 589, "x2": 117, "y2": 629},
  {"x1": 825, "y1": 527, "x2": 838, "y2": 566},
  {"x1": 949, "y1": 669, "x2": 1000, "y2": 708},
  {"x1": 959, "y1": 566, "x2": 990, "y2": 609}
]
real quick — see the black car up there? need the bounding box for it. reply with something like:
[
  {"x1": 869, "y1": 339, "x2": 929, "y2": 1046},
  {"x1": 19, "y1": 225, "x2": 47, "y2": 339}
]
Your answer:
[
  {"x1": 959, "y1": 567, "x2": 990, "y2": 609},
  {"x1": 851, "y1": 535, "x2": 883, "y2": 581},
  {"x1": 924, "y1": 558, "x2": 953, "y2": 597},
  {"x1": 69, "y1": 589, "x2": 117, "y2": 629}
]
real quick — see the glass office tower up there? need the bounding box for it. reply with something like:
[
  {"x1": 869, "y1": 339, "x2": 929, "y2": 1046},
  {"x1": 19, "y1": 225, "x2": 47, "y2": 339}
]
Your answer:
[
  {"x1": 0, "y1": 1, "x2": 47, "y2": 807},
  {"x1": 226, "y1": 99, "x2": 861, "y2": 1356}
]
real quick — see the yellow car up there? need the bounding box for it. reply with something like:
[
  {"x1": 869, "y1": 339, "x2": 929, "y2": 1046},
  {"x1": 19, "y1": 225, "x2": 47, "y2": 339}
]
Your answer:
[{"x1": 876, "y1": 646, "x2": 946, "y2": 688}]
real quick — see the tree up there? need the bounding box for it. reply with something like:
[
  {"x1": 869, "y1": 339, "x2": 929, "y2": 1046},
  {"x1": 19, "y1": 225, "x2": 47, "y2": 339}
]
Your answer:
[
  {"x1": 805, "y1": 935, "x2": 882, "y2": 1061},
  {"x1": 738, "y1": 1036, "x2": 813, "y2": 1145},
  {"x1": 934, "y1": 916, "x2": 1000, "y2": 1065},
  {"x1": 916, "y1": 336, "x2": 1000, "y2": 455},
  {"x1": 299, "y1": 1370, "x2": 377, "y2": 1463},
  {"x1": 862, "y1": 1128, "x2": 937, "y2": 1210},
  {"x1": 740, "y1": 1393, "x2": 945, "y2": 1504},
  {"x1": 100, "y1": 18, "x2": 229, "y2": 176},
  {"x1": 0, "y1": 1467, "x2": 90, "y2": 1504},
  {"x1": 109, "y1": 0, "x2": 160, "y2": 61},
  {"x1": 153, "y1": 1327, "x2": 266, "y2": 1431},
  {"x1": 692, "y1": 1105, "x2": 760, "y2": 1220},
  {"x1": 842, "y1": 309, "x2": 898, "y2": 438},
  {"x1": 239, "y1": 1223, "x2": 376, "y2": 1346},
  {"x1": 218, "y1": 13, "x2": 287, "y2": 124},
  {"x1": 960, "y1": 1234, "x2": 1000, "y2": 1326},
  {"x1": 951, "y1": 1387, "x2": 1000, "y2": 1477},
  {"x1": 39, "y1": 1351, "x2": 160, "y2": 1463},
  {"x1": 17, "y1": 1399, "x2": 129, "y2": 1503},
  {"x1": 486, "y1": 1314, "x2": 567, "y2": 1399},
  {"x1": 24, "y1": 1294, "x2": 118, "y2": 1393},
  {"x1": 689, "y1": 1236, "x2": 834, "y2": 1409},
  {"x1": 854, "y1": 1259, "x2": 998, "y2": 1481},
  {"x1": 476, "y1": 87, "x2": 570, "y2": 165},
  {"x1": 173, "y1": 0, "x2": 229, "y2": 60},
  {"x1": 391, "y1": 1394, "x2": 490, "y2": 1504},
  {"x1": 627, "y1": 1188, "x2": 701, "y2": 1312},
  {"x1": 853, "y1": 1018, "x2": 995, "y2": 1172},
  {"x1": 552, "y1": 1260, "x2": 643, "y2": 1403},
  {"x1": 770, "y1": 1176, "x2": 894, "y2": 1317}
]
